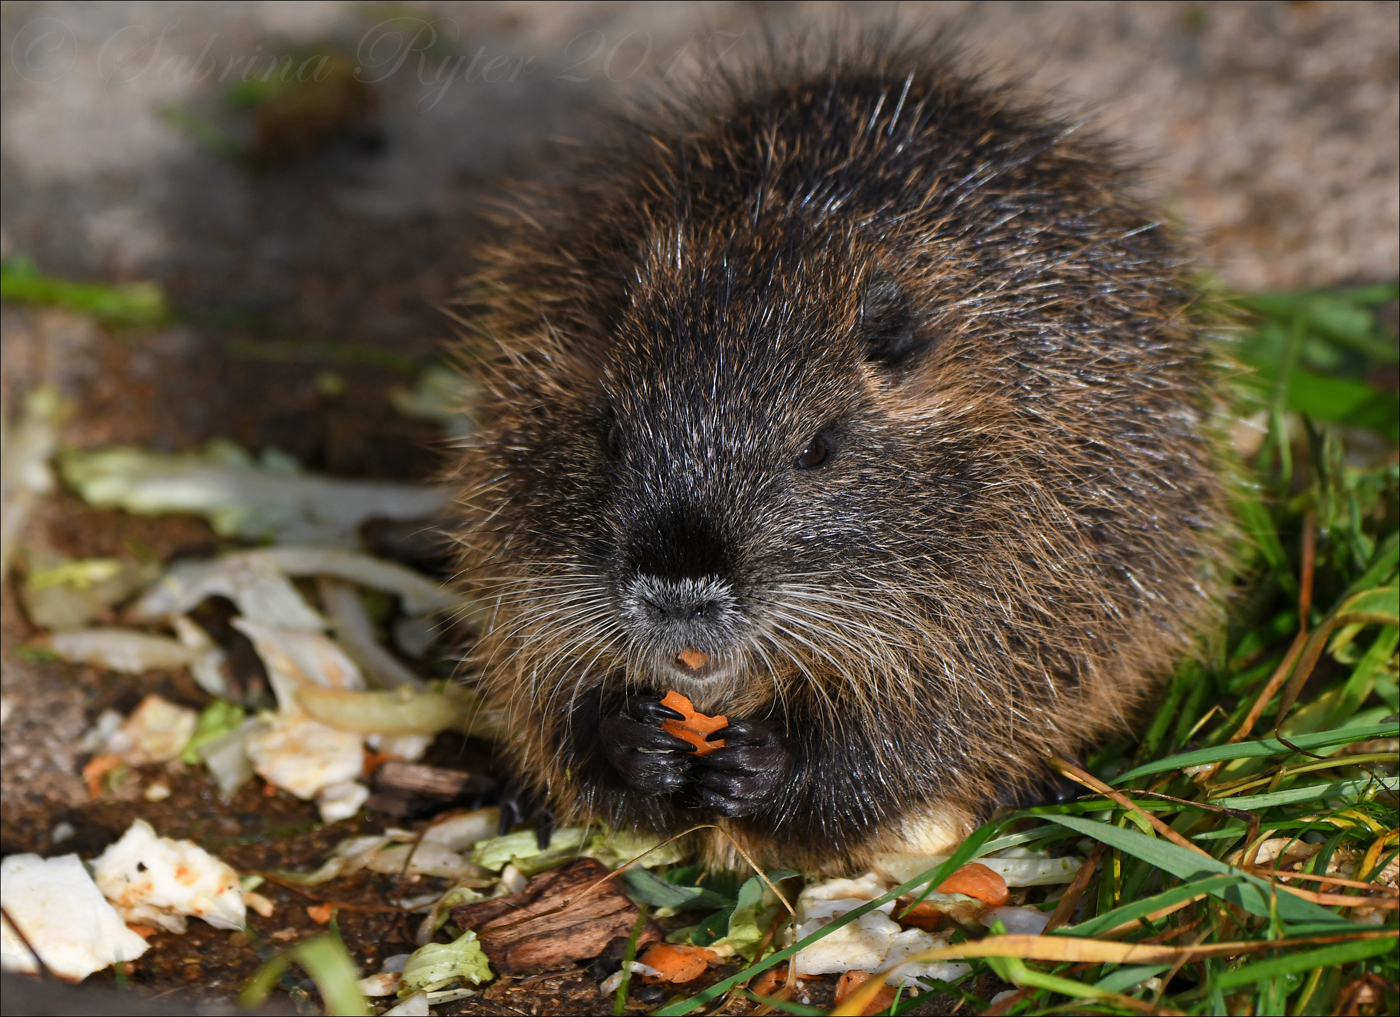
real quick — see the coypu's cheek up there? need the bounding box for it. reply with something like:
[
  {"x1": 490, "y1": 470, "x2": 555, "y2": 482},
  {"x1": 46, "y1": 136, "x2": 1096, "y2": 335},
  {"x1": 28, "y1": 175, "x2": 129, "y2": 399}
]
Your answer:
[{"x1": 487, "y1": 420, "x2": 615, "y2": 558}]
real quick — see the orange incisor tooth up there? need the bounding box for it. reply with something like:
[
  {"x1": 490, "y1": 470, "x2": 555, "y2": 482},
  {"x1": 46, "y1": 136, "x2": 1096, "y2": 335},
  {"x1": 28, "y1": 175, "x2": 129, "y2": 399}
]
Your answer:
[{"x1": 677, "y1": 647, "x2": 709, "y2": 669}]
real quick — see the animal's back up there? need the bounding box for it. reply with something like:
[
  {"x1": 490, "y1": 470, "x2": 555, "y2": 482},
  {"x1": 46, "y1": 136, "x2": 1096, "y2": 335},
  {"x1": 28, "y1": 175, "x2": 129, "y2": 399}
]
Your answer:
[{"x1": 454, "y1": 41, "x2": 1228, "y2": 872}]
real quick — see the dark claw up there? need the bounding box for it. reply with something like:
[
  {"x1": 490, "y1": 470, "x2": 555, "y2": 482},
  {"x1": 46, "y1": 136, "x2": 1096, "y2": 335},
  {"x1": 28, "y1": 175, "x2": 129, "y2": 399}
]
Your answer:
[
  {"x1": 497, "y1": 783, "x2": 553, "y2": 847},
  {"x1": 630, "y1": 698, "x2": 686, "y2": 724},
  {"x1": 534, "y1": 806, "x2": 556, "y2": 850},
  {"x1": 705, "y1": 717, "x2": 769, "y2": 746}
]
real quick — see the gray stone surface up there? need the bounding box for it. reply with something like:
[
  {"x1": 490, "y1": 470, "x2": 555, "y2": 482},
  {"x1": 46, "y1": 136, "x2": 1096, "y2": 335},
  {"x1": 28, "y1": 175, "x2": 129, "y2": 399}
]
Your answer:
[{"x1": 2, "y1": 1, "x2": 1396, "y2": 324}]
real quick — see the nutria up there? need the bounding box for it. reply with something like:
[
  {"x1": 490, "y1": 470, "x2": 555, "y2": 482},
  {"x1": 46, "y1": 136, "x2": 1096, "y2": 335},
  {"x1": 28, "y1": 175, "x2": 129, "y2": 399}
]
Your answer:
[{"x1": 451, "y1": 40, "x2": 1227, "y2": 872}]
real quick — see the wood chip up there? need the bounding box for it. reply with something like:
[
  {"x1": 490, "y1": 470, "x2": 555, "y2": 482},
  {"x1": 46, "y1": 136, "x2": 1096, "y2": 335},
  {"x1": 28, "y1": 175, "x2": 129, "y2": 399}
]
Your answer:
[
  {"x1": 451, "y1": 858, "x2": 660, "y2": 974},
  {"x1": 366, "y1": 761, "x2": 497, "y2": 817}
]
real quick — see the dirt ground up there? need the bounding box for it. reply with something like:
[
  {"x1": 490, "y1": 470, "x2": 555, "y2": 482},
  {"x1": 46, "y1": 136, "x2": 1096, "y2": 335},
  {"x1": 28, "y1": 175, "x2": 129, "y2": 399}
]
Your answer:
[{"x1": 2, "y1": 2, "x2": 1397, "y2": 1014}]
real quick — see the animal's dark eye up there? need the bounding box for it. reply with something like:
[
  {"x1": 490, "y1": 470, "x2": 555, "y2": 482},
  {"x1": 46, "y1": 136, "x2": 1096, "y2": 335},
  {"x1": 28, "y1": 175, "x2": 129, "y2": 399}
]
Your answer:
[
  {"x1": 606, "y1": 422, "x2": 623, "y2": 459},
  {"x1": 796, "y1": 435, "x2": 828, "y2": 469}
]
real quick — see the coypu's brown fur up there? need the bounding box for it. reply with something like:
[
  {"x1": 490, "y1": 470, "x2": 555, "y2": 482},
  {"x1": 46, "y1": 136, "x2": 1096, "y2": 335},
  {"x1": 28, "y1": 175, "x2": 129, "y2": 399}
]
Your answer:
[{"x1": 451, "y1": 41, "x2": 1228, "y2": 872}]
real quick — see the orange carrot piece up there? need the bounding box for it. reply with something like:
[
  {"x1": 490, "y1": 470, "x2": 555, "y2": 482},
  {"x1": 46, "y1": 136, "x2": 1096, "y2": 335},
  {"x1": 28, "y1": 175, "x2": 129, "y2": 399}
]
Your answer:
[
  {"x1": 362, "y1": 748, "x2": 397, "y2": 779},
  {"x1": 893, "y1": 898, "x2": 945, "y2": 931},
  {"x1": 305, "y1": 903, "x2": 334, "y2": 924},
  {"x1": 834, "y1": 970, "x2": 897, "y2": 1015},
  {"x1": 750, "y1": 963, "x2": 789, "y2": 997},
  {"x1": 936, "y1": 862, "x2": 1009, "y2": 906},
  {"x1": 659, "y1": 690, "x2": 727, "y2": 755},
  {"x1": 81, "y1": 752, "x2": 122, "y2": 799},
  {"x1": 637, "y1": 942, "x2": 719, "y2": 984}
]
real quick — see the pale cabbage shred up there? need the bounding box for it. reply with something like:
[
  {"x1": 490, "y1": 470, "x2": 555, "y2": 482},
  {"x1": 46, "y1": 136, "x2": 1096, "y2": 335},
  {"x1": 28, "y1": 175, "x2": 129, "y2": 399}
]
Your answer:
[
  {"x1": 1, "y1": 820, "x2": 249, "y2": 980},
  {"x1": 790, "y1": 847, "x2": 1083, "y2": 987}
]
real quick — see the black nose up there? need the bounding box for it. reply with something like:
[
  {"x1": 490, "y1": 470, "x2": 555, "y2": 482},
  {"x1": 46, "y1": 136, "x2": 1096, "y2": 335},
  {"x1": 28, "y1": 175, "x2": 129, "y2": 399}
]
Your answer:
[{"x1": 624, "y1": 507, "x2": 730, "y2": 582}]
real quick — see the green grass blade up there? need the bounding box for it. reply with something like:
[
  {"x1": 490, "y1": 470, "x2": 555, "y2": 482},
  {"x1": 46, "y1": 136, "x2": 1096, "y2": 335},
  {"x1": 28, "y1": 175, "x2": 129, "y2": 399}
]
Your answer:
[
  {"x1": 1044, "y1": 816, "x2": 1349, "y2": 925},
  {"x1": 1093, "y1": 963, "x2": 1173, "y2": 994},
  {"x1": 1113, "y1": 723, "x2": 1399, "y2": 783},
  {"x1": 1, "y1": 257, "x2": 170, "y2": 326},
  {"x1": 1062, "y1": 875, "x2": 1244, "y2": 938},
  {"x1": 1212, "y1": 775, "x2": 1398, "y2": 810},
  {"x1": 1328, "y1": 627, "x2": 1400, "y2": 727},
  {"x1": 239, "y1": 935, "x2": 370, "y2": 1016},
  {"x1": 1345, "y1": 533, "x2": 1399, "y2": 600},
  {"x1": 1287, "y1": 372, "x2": 1400, "y2": 441},
  {"x1": 621, "y1": 868, "x2": 734, "y2": 911},
  {"x1": 287, "y1": 937, "x2": 370, "y2": 1017},
  {"x1": 1233, "y1": 485, "x2": 1295, "y2": 592},
  {"x1": 614, "y1": 904, "x2": 650, "y2": 1017},
  {"x1": 1210, "y1": 937, "x2": 1398, "y2": 992}
]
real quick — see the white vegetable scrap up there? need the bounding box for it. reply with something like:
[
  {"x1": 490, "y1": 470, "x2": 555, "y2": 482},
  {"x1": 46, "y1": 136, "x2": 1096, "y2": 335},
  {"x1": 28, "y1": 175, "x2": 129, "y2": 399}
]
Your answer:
[
  {"x1": 263, "y1": 547, "x2": 462, "y2": 616},
  {"x1": 133, "y1": 551, "x2": 326, "y2": 630},
  {"x1": 102, "y1": 694, "x2": 199, "y2": 765},
  {"x1": 289, "y1": 825, "x2": 496, "y2": 890},
  {"x1": 78, "y1": 708, "x2": 126, "y2": 752},
  {"x1": 169, "y1": 615, "x2": 229, "y2": 697},
  {"x1": 383, "y1": 990, "x2": 430, "y2": 1016},
  {"x1": 244, "y1": 713, "x2": 365, "y2": 802},
  {"x1": 1, "y1": 853, "x2": 149, "y2": 981},
  {"x1": 882, "y1": 929, "x2": 970, "y2": 988},
  {"x1": 1, "y1": 388, "x2": 62, "y2": 582},
  {"x1": 389, "y1": 365, "x2": 478, "y2": 440},
  {"x1": 59, "y1": 441, "x2": 448, "y2": 545},
  {"x1": 360, "y1": 970, "x2": 402, "y2": 996},
  {"x1": 393, "y1": 614, "x2": 436, "y2": 658},
  {"x1": 318, "y1": 577, "x2": 425, "y2": 690},
  {"x1": 91, "y1": 819, "x2": 246, "y2": 934},
  {"x1": 792, "y1": 872, "x2": 971, "y2": 987},
  {"x1": 74, "y1": 535, "x2": 468, "y2": 812},
  {"x1": 364, "y1": 842, "x2": 482, "y2": 881},
  {"x1": 42, "y1": 629, "x2": 192, "y2": 675},
  {"x1": 873, "y1": 849, "x2": 1083, "y2": 889},
  {"x1": 600, "y1": 961, "x2": 663, "y2": 994},
  {"x1": 196, "y1": 719, "x2": 257, "y2": 798},
  {"x1": 135, "y1": 547, "x2": 464, "y2": 630},
  {"x1": 316, "y1": 780, "x2": 372, "y2": 824},
  {"x1": 230, "y1": 616, "x2": 373, "y2": 817},
  {"x1": 419, "y1": 808, "x2": 501, "y2": 853},
  {"x1": 284, "y1": 834, "x2": 398, "y2": 886},
  {"x1": 295, "y1": 685, "x2": 462, "y2": 737},
  {"x1": 20, "y1": 553, "x2": 156, "y2": 631},
  {"x1": 980, "y1": 905, "x2": 1051, "y2": 936},
  {"x1": 232, "y1": 618, "x2": 365, "y2": 695},
  {"x1": 367, "y1": 733, "x2": 432, "y2": 762}
]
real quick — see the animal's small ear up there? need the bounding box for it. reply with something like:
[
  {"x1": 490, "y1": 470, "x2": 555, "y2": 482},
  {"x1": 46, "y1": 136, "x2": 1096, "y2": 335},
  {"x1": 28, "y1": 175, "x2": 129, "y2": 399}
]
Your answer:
[{"x1": 858, "y1": 270, "x2": 927, "y2": 370}]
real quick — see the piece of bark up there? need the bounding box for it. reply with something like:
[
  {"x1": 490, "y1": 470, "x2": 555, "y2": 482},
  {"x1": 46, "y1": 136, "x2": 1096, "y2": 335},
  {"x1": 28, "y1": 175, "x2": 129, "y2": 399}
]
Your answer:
[
  {"x1": 366, "y1": 761, "x2": 497, "y2": 817},
  {"x1": 451, "y1": 858, "x2": 660, "y2": 974}
]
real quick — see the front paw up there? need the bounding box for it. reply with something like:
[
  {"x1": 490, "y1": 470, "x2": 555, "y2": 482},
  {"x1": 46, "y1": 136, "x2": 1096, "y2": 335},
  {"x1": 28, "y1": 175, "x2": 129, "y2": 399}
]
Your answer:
[
  {"x1": 694, "y1": 718, "x2": 792, "y2": 818},
  {"x1": 600, "y1": 697, "x2": 695, "y2": 794}
]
